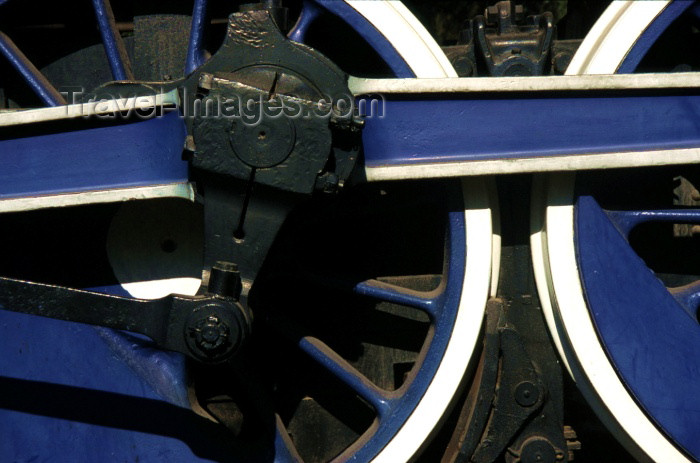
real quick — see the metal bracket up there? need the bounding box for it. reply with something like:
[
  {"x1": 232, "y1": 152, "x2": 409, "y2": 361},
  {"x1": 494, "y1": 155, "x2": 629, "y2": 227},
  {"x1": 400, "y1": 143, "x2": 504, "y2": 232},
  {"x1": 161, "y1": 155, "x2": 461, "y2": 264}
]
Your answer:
[{"x1": 475, "y1": 1, "x2": 554, "y2": 77}]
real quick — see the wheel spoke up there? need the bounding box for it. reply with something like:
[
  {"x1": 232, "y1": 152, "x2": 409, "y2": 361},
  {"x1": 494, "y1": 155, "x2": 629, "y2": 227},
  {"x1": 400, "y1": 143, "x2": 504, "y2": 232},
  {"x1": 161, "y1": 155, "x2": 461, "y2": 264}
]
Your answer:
[
  {"x1": 298, "y1": 336, "x2": 391, "y2": 417},
  {"x1": 91, "y1": 0, "x2": 134, "y2": 81},
  {"x1": 606, "y1": 208, "x2": 700, "y2": 237},
  {"x1": 575, "y1": 194, "x2": 700, "y2": 458},
  {"x1": 185, "y1": 0, "x2": 209, "y2": 75},
  {"x1": 603, "y1": 205, "x2": 700, "y2": 321},
  {"x1": 0, "y1": 31, "x2": 65, "y2": 106},
  {"x1": 287, "y1": 0, "x2": 322, "y2": 43},
  {"x1": 354, "y1": 279, "x2": 439, "y2": 319},
  {"x1": 312, "y1": 0, "x2": 415, "y2": 78}
]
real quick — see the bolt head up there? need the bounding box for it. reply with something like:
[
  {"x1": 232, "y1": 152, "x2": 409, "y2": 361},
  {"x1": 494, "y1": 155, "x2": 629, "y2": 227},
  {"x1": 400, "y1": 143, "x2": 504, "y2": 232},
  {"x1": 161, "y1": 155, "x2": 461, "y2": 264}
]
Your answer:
[
  {"x1": 190, "y1": 315, "x2": 230, "y2": 351},
  {"x1": 183, "y1": 301, "x2": 249, "y2": 364},
  {"x1": 515, "y1": 381, "x2": 540, "y2": 407}
]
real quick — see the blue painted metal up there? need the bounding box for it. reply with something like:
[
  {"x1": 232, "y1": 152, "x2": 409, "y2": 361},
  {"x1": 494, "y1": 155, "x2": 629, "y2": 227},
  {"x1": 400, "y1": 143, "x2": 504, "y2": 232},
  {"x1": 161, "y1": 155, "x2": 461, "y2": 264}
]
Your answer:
[
  {"x1": 361, "y1": 93, "x2": 700, "y2": 167},
  {"x1": 573, "y1": 5, "x2": 700, "y2": 460},
  {"x1": 0, "y1": 111, "x2": 189, "y2": 199},
  {"x1": 0, "y1": 31, "x2": 65, "y2": 106},
  {"x1": 0, "y1": 3, "x2": 466, "y2": 462},
  {"x1": 4, "y1": 3, "x2": 698, "y2": 197},
  {"x1": 575, "y1": 196, "x2": 700, "y2": 460},
  {"x1": 0, "y1": 281, "x2": 221, "y2": 461},
  {"x1": 356, "y1": 0, "x2": 699, "y2": 168},
  {"x1": 299, "y1": 337, "x2": 393, "y2": 416},
  {"x1": 185, "y1": 0, "x2": 209, "y2": 75},
  {"x1": 95, "y1": 327, "x2": 190, "y2": 407},
  {"x1": 354, "y1": 279, "x2": 438, "y2": 318},
  {"x1": 0, "y1": 309, "x2": 236, "y2": 462},
  {"x1": 295, "y1": 8, "x2": 467, "y2": 458},
  {"x1": 602, "y1": 209, "x2": 700, "y2": 320},
  {"x1": 91, "y1": 0, "x2": 132, "y2": 81},
  {"x1": 3, "y1": 91, "x2": 697, "y2": 193},
  {"x1": 0, "y1": 0, "x2": 465, "y2": 462},
  {"x1": 618, "y1": 1, "x2": 695, "y2": 74},
  {"x1": 606, "y1": 209, "x2": 700, "y2": 237},
  {"x1": 89, "y1": 281, "x2": 191, "y2": 409},
  {"x1": 289, "y1": 4, "x2": 467, "y2": 460},
  {"x1": 346, "y1": 208, "x2": 465, "y2": 462},
  {"x1": 0, "y1": 1, "x2": 470, "y2": 462},
  {"x1": 273, "y1": 420, "x2": 303, "y2": 462},
  {"x1": 313, "y1": 0, "x2": 414, "y2": 78},
  {"x1": 287, "y1": 0, "x2": 322, "y2": 43}
]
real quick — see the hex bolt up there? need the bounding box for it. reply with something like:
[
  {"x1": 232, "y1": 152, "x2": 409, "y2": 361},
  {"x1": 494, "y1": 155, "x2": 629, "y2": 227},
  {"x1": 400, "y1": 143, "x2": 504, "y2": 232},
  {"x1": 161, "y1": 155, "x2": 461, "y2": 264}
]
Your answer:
[{"x1": 514, "y1": 381, "x2": 540, "y2": 407}]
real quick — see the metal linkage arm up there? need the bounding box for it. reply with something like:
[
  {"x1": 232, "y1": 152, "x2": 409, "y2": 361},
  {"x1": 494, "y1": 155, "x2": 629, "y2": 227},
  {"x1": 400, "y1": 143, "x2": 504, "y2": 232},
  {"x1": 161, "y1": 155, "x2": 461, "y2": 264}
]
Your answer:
[{"x1": 0, "y1": 263, "x2": 250, "y2": 364}]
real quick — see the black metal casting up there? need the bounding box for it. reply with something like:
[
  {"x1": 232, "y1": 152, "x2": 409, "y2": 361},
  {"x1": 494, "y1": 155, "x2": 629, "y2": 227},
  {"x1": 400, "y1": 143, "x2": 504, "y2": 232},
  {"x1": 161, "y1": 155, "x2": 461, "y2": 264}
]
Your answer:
[
  {"x1": 186, "y1": 9, "x2": 362, "y2": 298},
  {"x1": 0, "y1": 262, "x2": 250, "y2": 364},
  {"x1": 474, "y1": 1, "x2": 554, "y2": 76},
  {"x1": 442, "y1": 176, "x2": 573, "y2": 463},
  {"x1": 0, "y1": 9, "x2": 363, "y2": 367}
]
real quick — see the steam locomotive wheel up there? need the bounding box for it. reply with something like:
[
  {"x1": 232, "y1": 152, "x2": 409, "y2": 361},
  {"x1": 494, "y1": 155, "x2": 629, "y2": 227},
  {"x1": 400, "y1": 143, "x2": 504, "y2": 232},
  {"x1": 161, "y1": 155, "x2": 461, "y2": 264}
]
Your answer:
[
  {"x1": 532, "y1": 2, "x2": 700, "y2": 462},
  {"x1": 0, "y1": 1, "x2": 495, "y2": 461}
]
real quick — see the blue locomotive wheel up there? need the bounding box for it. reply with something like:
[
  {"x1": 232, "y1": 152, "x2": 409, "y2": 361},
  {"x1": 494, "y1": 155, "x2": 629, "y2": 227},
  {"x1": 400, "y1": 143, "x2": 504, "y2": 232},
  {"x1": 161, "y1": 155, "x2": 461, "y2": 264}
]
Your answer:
[
  {"x1": 0, "y1": 2, "x2": 495, "y2": 461},
  {"x1": 533, "y1": 2, "x2": 700, "y2": 461}
]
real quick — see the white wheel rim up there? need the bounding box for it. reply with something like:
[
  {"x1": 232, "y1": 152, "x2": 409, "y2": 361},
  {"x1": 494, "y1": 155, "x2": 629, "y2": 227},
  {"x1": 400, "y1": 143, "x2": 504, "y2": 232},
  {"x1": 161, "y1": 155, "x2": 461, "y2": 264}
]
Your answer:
[
  {"x1": 567, "y1": 0, "x2": 671, "y2": 75},
  {"x1": 345, "y1": 0, "x2": 458, "y2": 78},
  {"x1": 372, "y1": 178, "x2": 494, "y2": 463}
]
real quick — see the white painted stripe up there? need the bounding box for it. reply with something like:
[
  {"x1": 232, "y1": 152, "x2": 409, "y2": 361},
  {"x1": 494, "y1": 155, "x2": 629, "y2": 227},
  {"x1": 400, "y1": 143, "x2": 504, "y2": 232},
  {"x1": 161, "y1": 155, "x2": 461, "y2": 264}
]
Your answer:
[
  {"x1": 0, "y1": 182, "x2": 194, "y2": 213},
  {"x1": 349, "y1": 71, "x2": 700, "y2": 95},
  {"x1": 365, "y1": 147, "x2": 700, "y2": 181},
  {"x1": 0, "y1": 90, "x2": 179, "y2": 127}
]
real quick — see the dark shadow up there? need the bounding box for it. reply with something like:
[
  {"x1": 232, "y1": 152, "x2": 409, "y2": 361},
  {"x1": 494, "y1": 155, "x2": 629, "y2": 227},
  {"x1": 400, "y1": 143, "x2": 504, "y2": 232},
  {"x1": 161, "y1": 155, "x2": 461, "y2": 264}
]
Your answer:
[{"x1": 0, "y1": 375, "x2": 266, "y2": 462}]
